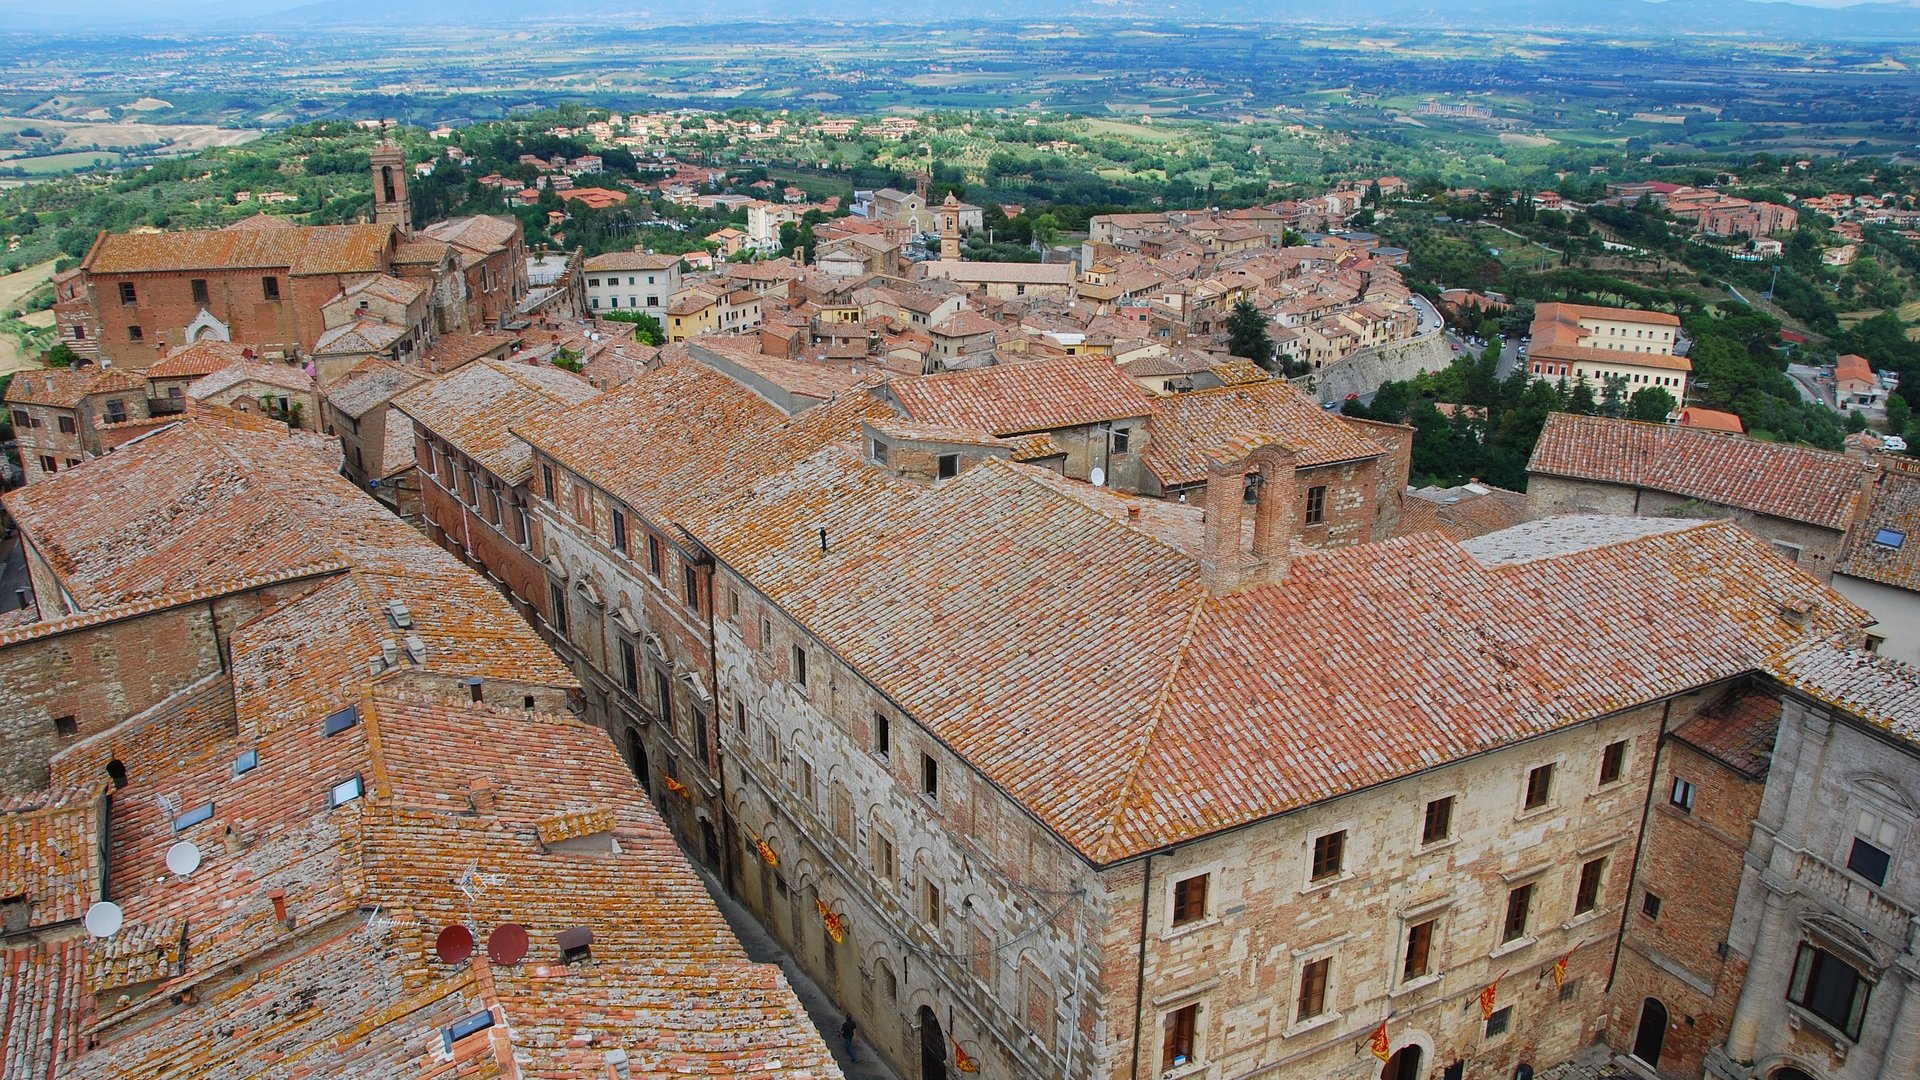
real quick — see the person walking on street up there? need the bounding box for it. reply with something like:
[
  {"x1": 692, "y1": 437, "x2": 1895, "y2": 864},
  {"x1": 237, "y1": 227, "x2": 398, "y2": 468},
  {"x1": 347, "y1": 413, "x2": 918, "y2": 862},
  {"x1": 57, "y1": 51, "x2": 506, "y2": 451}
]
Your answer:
[{"x1": 840, "y1": 1015, "x2": 859, "y2": 1064}]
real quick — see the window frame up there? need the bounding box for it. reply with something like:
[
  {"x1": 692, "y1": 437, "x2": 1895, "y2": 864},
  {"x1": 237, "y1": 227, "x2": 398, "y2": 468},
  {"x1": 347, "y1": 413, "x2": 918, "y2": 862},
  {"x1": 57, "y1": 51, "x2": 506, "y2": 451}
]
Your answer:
[
  {"x1": 1502, "y1": 883, "x2": 1535, "y2": 944},
  {"x1": 1598, "y1": 739, "x2": 1628, "y2": 786},
  {"x1": 1295, "y1": 956, "x2": 1331, "y2": 1023},
  {"x1": 1789, "y1": 942, "x2": 1872, "y2": 1040},
  {"x1": 1523, "y1": 762, "x2": 1556, "y2": 812},
  {"x1": 1402, "y1": 917, "x2": 1436, "y2": 982},
  {"x1": 1304, "y1": 484, "x2": 1327, "y2": 526},
  {"x1": 1309, "y1": 829, "x2": 1346, "y2": 883},
  {"x1": 1670, "y1": 776, "x2": 1696, "y2": 814},
  {"x1": 1161, "y1": 1002, "x2": 1200, "y2": 1072},
  {"x1": 1171, "y1": 873, "x2": 1210, "y2": 929},
  {"x1": 1421, "y1": 795, "x2": 1454, "y2": 845},
  {"x1": 1574, "y1": 856, "x2": 1606, "y2": 916}
]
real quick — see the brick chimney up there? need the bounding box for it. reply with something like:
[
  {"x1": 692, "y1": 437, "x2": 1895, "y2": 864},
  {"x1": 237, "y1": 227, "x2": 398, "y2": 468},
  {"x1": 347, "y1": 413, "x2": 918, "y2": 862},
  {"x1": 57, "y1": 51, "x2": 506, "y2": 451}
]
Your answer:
[{"x1": 1198, "y1": 435, "x2": 1298, "y2": 592}]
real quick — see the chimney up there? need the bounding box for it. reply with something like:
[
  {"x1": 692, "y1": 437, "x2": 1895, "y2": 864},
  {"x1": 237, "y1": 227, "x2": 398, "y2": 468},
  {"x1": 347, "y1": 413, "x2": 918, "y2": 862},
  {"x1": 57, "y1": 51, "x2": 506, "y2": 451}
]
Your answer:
[
  {"x1": 469, "y1": 778, "x2": 497, "y2": 814},
  {"x1": 268, "y1": 888, "x2": 293, "y2": 928},
  {"x1": 1198, "y1": 436, "x2": 1297, "y2": 592}
]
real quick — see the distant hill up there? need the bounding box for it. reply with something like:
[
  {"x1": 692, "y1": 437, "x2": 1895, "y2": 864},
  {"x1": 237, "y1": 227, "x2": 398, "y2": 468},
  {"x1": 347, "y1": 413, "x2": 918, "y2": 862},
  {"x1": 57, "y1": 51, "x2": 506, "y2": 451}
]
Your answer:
[
  {"x1": 4, "y1": 0, "x2": 1918, "y2": 38},
  {"x1": 263, "y1": 0, "x2": 1920, "y2": 39}
]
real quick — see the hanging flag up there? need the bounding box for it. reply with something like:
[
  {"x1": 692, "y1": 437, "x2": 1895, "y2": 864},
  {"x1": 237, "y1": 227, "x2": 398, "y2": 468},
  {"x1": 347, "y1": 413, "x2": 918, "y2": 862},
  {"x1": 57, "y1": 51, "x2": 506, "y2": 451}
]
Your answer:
[
  {"x1": 1480, "y1": 978, "x2": 1501, "y2": 1021},
  {"x1": 757, "y1": 838, "x2": 778, "y2": 868},
  {"x1": 953, "y1": 1038, "x2": 979, "y2": 1073},
  {"x1": 1552, "y1": 949, "x2": 1574, "y2": 987},
  {"x1": 817, "y1": 898, "x2": 846, "y2": 943},
  {"x1": 1369, "y1": 1020, "x2": 1391, "y2": 1061},
  {"x1": 664, "y1": 775, "x2": 691, "y2": 798}
]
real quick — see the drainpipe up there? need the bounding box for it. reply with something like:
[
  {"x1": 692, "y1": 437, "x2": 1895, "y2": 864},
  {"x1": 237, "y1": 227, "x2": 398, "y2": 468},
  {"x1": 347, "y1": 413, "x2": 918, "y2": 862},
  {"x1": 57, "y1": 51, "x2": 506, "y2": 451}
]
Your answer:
[{"x1": 1129, "y1": 852, "x2": 1154, "y2": 1080}]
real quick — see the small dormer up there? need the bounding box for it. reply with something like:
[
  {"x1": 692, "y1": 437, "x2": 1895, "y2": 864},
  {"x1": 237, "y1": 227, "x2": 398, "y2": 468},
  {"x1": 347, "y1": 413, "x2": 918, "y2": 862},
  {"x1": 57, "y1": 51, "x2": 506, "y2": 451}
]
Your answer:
[{"x1": 863, "y1": 419, "x2": 1016, "y2": 484}]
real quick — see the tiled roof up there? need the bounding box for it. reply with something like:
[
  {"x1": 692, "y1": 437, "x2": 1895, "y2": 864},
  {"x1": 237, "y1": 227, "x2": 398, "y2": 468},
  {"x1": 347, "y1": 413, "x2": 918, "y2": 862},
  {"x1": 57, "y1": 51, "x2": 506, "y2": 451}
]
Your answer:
[
  {"x1": 1836, "y1": 353, "x2": 1876, "y2": 385},
  {"x1": 690, "y1": 449, "x2": 1862, "y2": 863},
  {"x1": 1, "y1": 421, "x2": 367, "y2": 611},
  {"x1": 0, "y1": 786, "x2": 103, "y2": 930},
  {"x1": 186, "y1": 358, "x2": 315, "y2": 399},
  {"x1": 84, "y1": 223, "x2": 394, "y2": 276},
  {"x1": 313, "y1": 318, "x2": 404, "y2": 354},
  {"x1": 392, "y1": 357, "x2": 599, "y2": 484},
  {"x1": 1772, "y1": 638, "x2": 1920, "y2": 739},
  {"x1": 1528, "y1": 414, "x2": 1866, "y2": 531},
  {"x1": 340, "y1": 273, "x2": 426, "y2": 306},
  {"x1": 147, "y1": 341, "x2": 254, "y2": 380},
  {"x1": 5, "y1": 366, "x2": 148, "y2": 408},
  {"x1": 517, "y1": 354, "x2": 894, "y2": 528},
  {"x1": 324, "y1": 360, "x2": 426, "y2": 419},
  {"x1": 584, "y1": 251, "x2": 682, "y2": 272},
  {"x1": 1671, "y1": 687, "x2": 1781, "y2": 777},
  {"x1": 889, "y1": 354, "x2": 1153, "y2": 436},
  {"x1": 1834, "y1": 461, "x2": 1920, "y2": 592},
  {"x1": 1143, "y1": 378, "x2": 1386, "y2": 486},
  {"x1": 1528, "y1": 301, "x2": 1689, "y2": 371},
  {"x1": 920, "y1": 261, "x2": 1075, "y2": 284},
  {"x1": 1402, "y1": 482, "x2": 1532, "y2": 542},
  {"x1": 423, "y1": 331, "x2": 515, "y2": 371},
  {"x1": 1674, "y1": 407, "x2": 1744, "y2": 433},
  {"x1": 420, "y1": 215, "x2": 521, "y2": 260}
]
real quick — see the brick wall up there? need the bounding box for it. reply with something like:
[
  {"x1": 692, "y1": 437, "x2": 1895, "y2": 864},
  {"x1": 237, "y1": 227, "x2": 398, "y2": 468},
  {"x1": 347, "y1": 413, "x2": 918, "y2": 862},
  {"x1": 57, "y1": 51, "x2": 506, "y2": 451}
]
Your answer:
[{"x1": 1608, "y1": 735, "x2": 1763, "y2": 1079}]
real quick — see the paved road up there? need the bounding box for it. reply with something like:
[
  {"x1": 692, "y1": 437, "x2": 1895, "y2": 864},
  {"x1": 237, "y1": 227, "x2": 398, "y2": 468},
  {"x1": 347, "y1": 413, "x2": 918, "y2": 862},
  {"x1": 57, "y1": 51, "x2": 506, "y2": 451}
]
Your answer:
[{"x1": 694, "y1": 866, "x2": 904, "y2": 1080}]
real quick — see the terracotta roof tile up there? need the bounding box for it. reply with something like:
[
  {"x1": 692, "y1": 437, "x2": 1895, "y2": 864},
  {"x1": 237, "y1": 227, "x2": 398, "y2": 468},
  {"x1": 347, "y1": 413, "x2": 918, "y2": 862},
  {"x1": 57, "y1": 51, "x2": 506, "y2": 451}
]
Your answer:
[
  {"x1": 1835, "y1": 460, "x2": 1920, "y2": 592},
  {"x1": 84, "y1": 223, "x2": 394, "y2": 276},
  {"x1": 1143, "y1": 378, "x2": 1386, "y2": 486},
  {"x1": 888, "y1": 354, "x2": 1153, "y2": 435},
  {"x1": 393, "y1": 357, "x2": 600, "y2": 484},
  {"x1": 5, "y1": 367, "x2": 148, "y2": 409},
  {"x1": 1529, "y1": 414, "x2": 1866, "y2": 531}
]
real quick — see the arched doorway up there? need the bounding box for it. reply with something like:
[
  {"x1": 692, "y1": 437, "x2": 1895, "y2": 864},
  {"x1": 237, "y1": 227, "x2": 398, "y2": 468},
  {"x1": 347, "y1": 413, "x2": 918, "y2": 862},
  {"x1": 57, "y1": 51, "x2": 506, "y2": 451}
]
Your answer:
[
  {"x1": 1381, "y1": 1045, "x2": 1422, "y2": 1080},
  {"x1": 1632, "y1": 997, "x2": 1668, "y2": 1068},
  {"x1": 919, "y1": 1005, "x2": 947, "y2": 1080}
]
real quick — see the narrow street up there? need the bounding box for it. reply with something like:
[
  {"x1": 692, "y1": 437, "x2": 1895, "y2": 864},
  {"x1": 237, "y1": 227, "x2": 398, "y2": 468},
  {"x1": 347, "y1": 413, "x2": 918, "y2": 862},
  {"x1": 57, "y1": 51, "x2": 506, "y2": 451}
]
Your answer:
[{"x1": 693, "y1": 867, "x2": 905, "y2": 1080}]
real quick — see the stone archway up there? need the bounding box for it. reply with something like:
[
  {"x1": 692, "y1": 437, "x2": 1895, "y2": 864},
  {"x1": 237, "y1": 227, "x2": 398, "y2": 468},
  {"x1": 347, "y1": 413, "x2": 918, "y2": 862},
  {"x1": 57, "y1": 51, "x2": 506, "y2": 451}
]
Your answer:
[{"x1": 918, "y1": 1005, "x2": 946, "y2": 1080}]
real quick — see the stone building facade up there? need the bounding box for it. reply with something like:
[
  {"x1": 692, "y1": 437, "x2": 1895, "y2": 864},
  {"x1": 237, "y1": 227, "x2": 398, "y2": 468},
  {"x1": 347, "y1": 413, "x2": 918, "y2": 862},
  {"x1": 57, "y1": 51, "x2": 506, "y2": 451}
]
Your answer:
[
  {"x1": 1709, "y1": 646, "x2": 1920, "y2": 1080},
  {"x1": 4, "y1": 367, "x2": 151, "y2": 484}
]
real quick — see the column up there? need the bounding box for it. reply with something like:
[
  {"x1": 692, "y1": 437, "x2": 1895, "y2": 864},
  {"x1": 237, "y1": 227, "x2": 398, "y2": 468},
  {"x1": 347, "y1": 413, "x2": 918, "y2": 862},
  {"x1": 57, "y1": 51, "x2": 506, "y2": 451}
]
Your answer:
[{"x1": 1725, "y1": 888, "x2": 1794, "y2": 1062}]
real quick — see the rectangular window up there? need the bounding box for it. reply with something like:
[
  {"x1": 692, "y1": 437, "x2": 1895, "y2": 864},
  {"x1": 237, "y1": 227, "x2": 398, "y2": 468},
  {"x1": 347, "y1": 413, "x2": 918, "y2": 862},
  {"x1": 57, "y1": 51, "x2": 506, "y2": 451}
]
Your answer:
[
  {"x1": 874, "y1": 711, "x2": 891, "y2": 759},
  {"x1": 1296, "y1": 957, "x2": 1330, "y2": 1021},
  {"x1": 1575, "y1": 857, "x2": 1606, "y2": 915},
  {"x1": 1485, "y1": 1006, "x2": 1512, "y2": 1037},
  {"x1": 683, "y1": 565, "x2": 700, "y2": 611},
  {"x1": 647, "y1": 535, "x2": 663, "y2": 576},
  {"x1": 620, "y1": 639, "x2": 638, "y2": 693},
  {"x1": 937, "y1": 453, "x2": 959, "y2": 479},
  {"x1": 1112, "y1": 426, "x2": 1131, "y2": 454},
  {"x1": 1503, "y1": 884, "x2": 1534, "y2": 943},
  {"x1": 190, "y1": 278, "x2": 209, "y2": 304},
  {"x1": 127, "y1": 325, "x2": 143, "y2": 341},
  {"x1": 653, "y1": 669, "x2": 671, "y2": 720},
  {"x1": 52, "y1": 715, "x2": 78, "y2": 738},
  {"x1": 1172, "y1": 874, "x2": 1209, "y2": 927},
  {"x1": 612, "y1": 509, "x2": 627, "y2": 552},
  {"x1": 262, "y1": 276, "x2": 280, "y2": 301},
  {"x1": 1670, "y1": 776, "x2": 1696, "y2": 814},
  {"x1": 118, "y1": 281, "x2": 136, "y2": 305},
  {"x1": 1790, "y1": 943, "x2": 1871, "y2": 1039},
  {"x1": 1642, "y1": 891, "x2": 1663, "y2": 919},
  {"x1": 921, "y1": 753, "x2": 939, "y2": 800},
  {"x1": 873, "y1": 832, "x2": 896, "y2": 883},
  {"x1": 1305, "y1": 484, "x2": 1327, "y2": 525},
  {"x1": 923, "y1": 879, "x2": 942, "y2": 929},
  {"x1": 57, "y1": 415, "x2": 75, "y2": 434},
  {"x1": 1161, "y1": 1003, "x2": 1199, "y2": 1070},
  {"x1": 791, "y1": 644, "x2": 808, "y2": 687},
  {"x1": 1524, "y1": 763, "x2": 1555, "y2": 810},
  {"x1": 1423, "y1": 796, "x2": 1454, "y2": 844},
  {"x1": 1849, "y1": 811, "x2": 1898, "y2": 886},
  {"x1": 1310, "y1": 830, "x2": 1346, "y2": 882},
  {"x1": 692, "y1": 706, "x2": 708, "y2": 760},
  {"x1": 548, "y1": 582, "x2": 569, "y2": 636},
  {"x1": 542, "y1": 464, "x2": 556, "y2": 500},
  {"x1": 760, "y1": 616, "x2": 772, "y2": 652},
  {"x1": 733, "y1": 699, "x2": 747, "y2": 735},
  {"x1": 1403, "y1": 919, "x2": 1435, "y2": 981},
  {"x1": 1590, "y1": 743, "x2": 1622, "y2": 789}
]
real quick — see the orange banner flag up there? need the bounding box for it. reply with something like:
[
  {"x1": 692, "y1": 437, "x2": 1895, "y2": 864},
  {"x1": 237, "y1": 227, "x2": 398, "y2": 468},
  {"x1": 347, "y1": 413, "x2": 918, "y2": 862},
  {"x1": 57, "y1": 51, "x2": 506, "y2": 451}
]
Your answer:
[
  {"x1": 953, "y1": 1039, "x2": 979, "y2": 1073},
  {"x1": 664, "y1": 775, "x2": 690, "y2": 798},
  {"x1": 1369, "y1": 1020, "x2": 1391, "y2": 1061},
  {"x1": 1480, "y1": 978, "x2": 1501, "y2": 1021},
  {"x1": 816, "y1": 898, "x2": 846, "y2": 943},
  {"x1": 1553, "y1": 950, "x2": 1574, "y2": 987}
]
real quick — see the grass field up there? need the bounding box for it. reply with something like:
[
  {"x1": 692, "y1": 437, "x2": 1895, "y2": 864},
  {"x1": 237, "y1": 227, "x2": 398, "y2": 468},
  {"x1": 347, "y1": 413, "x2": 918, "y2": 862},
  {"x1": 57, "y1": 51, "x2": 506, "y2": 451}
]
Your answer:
[
  {"x1": 0, "y1": 259, "x2": 56, "y2": 373},
  {"x1": 6, "y1": 150, "x2": 121, "y2": 174}
]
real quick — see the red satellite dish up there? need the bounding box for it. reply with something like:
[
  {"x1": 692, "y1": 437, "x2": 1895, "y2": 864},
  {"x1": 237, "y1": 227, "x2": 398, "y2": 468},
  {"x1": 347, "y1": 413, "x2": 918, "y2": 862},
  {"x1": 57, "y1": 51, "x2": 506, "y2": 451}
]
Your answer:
[
  {"x1": 435, "y1": 924, "x2": 474, "y2": 965},
  {"x1": 488, "y1": 923, "x2": 529, "y2": 965}
]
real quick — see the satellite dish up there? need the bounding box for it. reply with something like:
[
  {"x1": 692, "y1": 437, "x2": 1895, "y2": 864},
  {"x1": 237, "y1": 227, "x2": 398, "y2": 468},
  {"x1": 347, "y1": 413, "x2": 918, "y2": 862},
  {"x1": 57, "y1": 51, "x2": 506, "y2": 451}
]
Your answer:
[
  {"x1": 165, "y1": 841, "x2": 201, "y2": 877},
  {"x1": 436, "y1": 924, "x2": 475, "y2": 965},
  {"x1": 1090, "y1": 466, "x2": 1107, "y2": 488},
  {"x1": 84, "y1": 901, "x2": 124, "y2": 938},
  {"x1": 488, "y1": 922, "x2": 529, "y2": 965}
]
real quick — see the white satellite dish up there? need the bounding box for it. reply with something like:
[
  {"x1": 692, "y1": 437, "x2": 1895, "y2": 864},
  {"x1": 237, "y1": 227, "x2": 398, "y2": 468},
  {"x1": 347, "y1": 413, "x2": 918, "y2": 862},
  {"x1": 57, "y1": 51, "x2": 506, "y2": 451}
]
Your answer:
[
  {"x1": 166, "y1": 841, "x2": 202, "y2": 877},
  {"x1": 84, "y1": 901, "x2": 124, "y2": 938},
  {"x1": 1090, "y1": 466, "x2": 1107, "y2": 488}
]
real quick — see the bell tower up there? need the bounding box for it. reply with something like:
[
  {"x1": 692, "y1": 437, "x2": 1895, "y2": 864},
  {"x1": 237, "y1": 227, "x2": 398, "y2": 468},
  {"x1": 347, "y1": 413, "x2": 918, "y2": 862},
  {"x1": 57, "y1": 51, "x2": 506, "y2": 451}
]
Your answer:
[
  {"x1": 939, "y1": 192, "x2": 962, "y2": 261},
  {"x1": 370, "y1": 121, "x2": 411, "y2": 235}
]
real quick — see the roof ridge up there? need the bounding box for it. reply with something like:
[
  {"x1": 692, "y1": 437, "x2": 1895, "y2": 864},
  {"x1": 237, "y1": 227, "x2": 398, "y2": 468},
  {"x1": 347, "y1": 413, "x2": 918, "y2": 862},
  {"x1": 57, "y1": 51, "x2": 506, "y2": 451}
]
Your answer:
[
  {"x1": 1087, "y1": 589, "x2": 1212, "y2": 863},
  {"x1": 981, "y1": 458, "x2": 1202, "y2": 567}
]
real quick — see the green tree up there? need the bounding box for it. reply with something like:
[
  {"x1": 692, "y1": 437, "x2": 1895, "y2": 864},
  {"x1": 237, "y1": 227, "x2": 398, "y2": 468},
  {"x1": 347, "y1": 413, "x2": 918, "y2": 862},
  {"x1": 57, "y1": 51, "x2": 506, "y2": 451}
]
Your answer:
[
  {"x1": 1226, "y1": 299, "x2": 1275, "y2": 371},
  {"x1": 1887, "y1": 393, "x2": 1911, "y2": 435},
  {"x1": 1568, "y1": 378, "x2": 1597, "y2": 416},
  {"x1": 1626, "y1": 386, "x2": 1677, "y2": 422}
]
